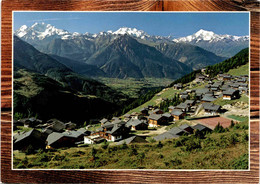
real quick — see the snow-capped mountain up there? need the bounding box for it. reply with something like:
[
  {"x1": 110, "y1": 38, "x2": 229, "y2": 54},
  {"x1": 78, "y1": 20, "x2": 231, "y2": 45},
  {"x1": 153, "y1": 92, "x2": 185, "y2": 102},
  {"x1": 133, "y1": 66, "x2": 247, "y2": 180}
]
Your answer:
[
  {"x1": 173, "y1": 29, "x2": 249, "y2": 57},
  {"x1": 15, "y1": 22, "x2": 72, "y2": 41},
  {"x1": 15, "y1": 23, "x2": 170, "y2": 42},
  {"x1": 173, "y1": 29, "x2": 249, "y2": 43}
]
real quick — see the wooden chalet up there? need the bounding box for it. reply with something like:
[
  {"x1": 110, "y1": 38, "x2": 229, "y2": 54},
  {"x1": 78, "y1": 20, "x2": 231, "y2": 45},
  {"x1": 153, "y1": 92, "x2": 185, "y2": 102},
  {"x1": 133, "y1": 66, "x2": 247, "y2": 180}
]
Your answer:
[
  {"x1": 184, "y1": 100, "x2": 196, "y2": 107},
  {"x1": 173, "y1": 83, "x2": 183, "y2": 90},
  {"x1": 126, "y1": 119, "x2": 148, "y2": 130},
  {"x1": 175, "y1": 102, "x2": 189, "y2": 112},
  {"x1": 223, "y1": 89, "x2": 240, "y2": 100},
  {"x1": 148, "y1": 114, "x2": 168, "y2": 127},
  {"x1": 13, "y1": 129, "x2": 47, "y2": 151},
  {"x1": 171, "y1": 109, "x2": 185, "y2": 121},
  {"x1": 46, "y1": 132, "x2": 76, "y2": 149},
  {"x1": 162, "y1": 113, "x2": 173, "y2": 122},
  {"x1": 151, "y1": 108, "x2": 164, "y2": 114},
  {"x1": 193, "y1": 124, "x2": 212, "y2": 133},
  {"x1": 202, "y1": 103, "x2": 221, "y2": 114},
  {"x1": 116, "y1": 136, "x2": 148, "y2": 145},
  {"x1": 168, "y1": 106, "x2": 175, "y2": 113},
  {"x1": 140, "y1": 107, "x2": 149, "y2": 116},
  {"x1": 179, "y1": 124, "x2": 194, "y2": 134},
  {"x1": 201, "y1": 95, "x2": 217, "y2": 103}
]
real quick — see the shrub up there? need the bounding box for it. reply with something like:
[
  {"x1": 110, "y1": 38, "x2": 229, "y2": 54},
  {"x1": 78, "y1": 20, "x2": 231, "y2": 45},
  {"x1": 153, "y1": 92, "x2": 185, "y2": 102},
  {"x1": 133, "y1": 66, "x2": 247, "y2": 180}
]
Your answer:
[
  {"x1": 229, "y1": 120, "x2": 235, "y2": 128},
  {"x1": 129, "y1": 147, "x2": 138, "y2": 156},
  {"x1": 229, "y1": 133, "x2": 239, "y2": 145},
  {"x1": 101, "y1": 140, "x2": 109, "y2": 150},
  {"x1": 157, "y1": 141, "x2": 163, "y2": 148},
  {"x1": 158, "y1": 154, "x2": 164, "y2": 159},
  {"x1": 214, "y1": 122, "x2": 226, "y2": 133},
  {"x1": 184, "y1": 138, "x2": 201, "y2": 152},
  {"x1": 120, "y1": 142, "x2": 128, "y2": 149},
  {"x1": 25, "y1": 145, "x2": 35, "y2": 155},
  {"x1": 242, "y1": 131, "x2": 249, "y2": 142},
  {"x1": 52, "y1": 155, "x2": 66, "y2": 161},
  {"x1": 137, "y1": 152, "x2": 145, "y2": 165},
  {"x1": 170, "y1": 158, "x2": 182, "y2": 166}
]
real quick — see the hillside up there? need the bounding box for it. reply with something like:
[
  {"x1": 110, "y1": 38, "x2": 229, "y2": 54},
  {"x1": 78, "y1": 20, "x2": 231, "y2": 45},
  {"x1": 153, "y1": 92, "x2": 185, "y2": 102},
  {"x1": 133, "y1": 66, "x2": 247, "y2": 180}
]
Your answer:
[
  {"x1": 14, "y1": 36, "x2": 128, "y2": 105},
  {"x1": 13, "y1": 69, "x2": 122, "y2": 123},
  {"x1": 13, "y1": 123, "x2": 248, "y2": 169},
  {"x1": 126, "y1": 48, "x2": 249, "y2": 115}
]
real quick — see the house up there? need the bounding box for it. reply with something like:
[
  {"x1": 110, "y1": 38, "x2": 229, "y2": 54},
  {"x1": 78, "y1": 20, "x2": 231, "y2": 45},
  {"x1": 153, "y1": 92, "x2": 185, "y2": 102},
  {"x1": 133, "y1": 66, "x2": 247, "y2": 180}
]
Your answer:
[
  {"x1": 77, "y1": 127, "x2": 92, "y2": 136},
  {"x1": 171, "y1": 109, "x2": 185, "y2": 121},
  {"x1": 220, "y1": 84, "x2": 230, "y2": 92},
  {"x1": 13, "y1": 129, "x2": 47, "y2": 151},
  {"x1": 223, "y1": 89, "x2": 240, "y2": 100},
  {"x1": 62, "y1": 130, "x2": 85, "y2": 142},
  {"x1": 193, "y1": 124, "x2": 212, "y2": 133},
  {"x1": 126, "y1": 119, "x2": 148, "y2": 130},
  {"x1": 201, "y1": 95, "x2": 217, "y2": 103},
  {"x1": 180, "y1": 91, "x2": 188, "y2": 97},
  {"x1": 168, "y1": 106, "x2": 175, "y2": 113},
  {"x1": 105, "y1": 124, "x2": 130, "y2": 141},
  {"x1": 84, "y1": 135, "x2": 105, "y2": 144},
  {"x1": 116, "y1": 136, "x2": 148, "y2": 145},
  {"x1": 181, "y1": 95, "x2": 189, "y2": 100},
  {"x1": 239, "y1": 87, "x2": 248, "y2": 94},
  {"x1": 173, "y1": 83, "x2": 183, "y2": 90},
  {"x1": 65, "y1": 122, "x2": 76, "y2": 130},
  {"x1": 162, "y1": 113, "x2": 173, "y2": 122},
  {"x1": 140, "y1": 107, "x2": 149, "y2": 116},
  {"x1": 179, "y1": 124, "x2": 194, "y2": 134},
  {"x1": 153, "y1": 132, "x2": 179, "y2": 141},
  {"x1": 46, "y1": 119, "x2": 66, "y2": 132},
  {"x1": 23, "y1": 117, "x2": 42, "y2": 128},
  {"x1": 168, "y1": 127, "x2": 189, "y2": 136},
  {"x1": 184, "y1": 100, "x2": 195, "y2": 106},
  {"x1": 175, "y1": 102, "x2": 189, "y2": 112},
  {"x1": 151, "y1": 109, "x2": 164, "y2": 114},
  {"x1": 46, "y1": 132, "x2": 77, "y2": 149},
  {"x1": 148, "y1": 114, "x2": 168, "y2": 127},
  {"x1": 202, "y1": 103, "x2": 221, "y2": 114},
  {"x1": 195, "y1": 88, "x2": 210, "y2": 99}
]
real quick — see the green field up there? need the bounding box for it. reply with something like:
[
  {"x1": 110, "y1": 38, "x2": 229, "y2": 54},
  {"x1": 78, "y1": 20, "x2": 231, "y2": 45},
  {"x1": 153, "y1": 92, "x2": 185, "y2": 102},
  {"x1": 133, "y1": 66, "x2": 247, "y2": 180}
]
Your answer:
[
  {"x1": 96, "y1": 77, "x2": 173, "y2": 98},
  {"x1": 227, "y1": 115, "x2": 249, "y2": 122},
  {"x1": 227, "y1": 63, "x2": 249, "y2": 76},
  {"x1": 13, "y1": 123, "x2": 248, "y2": 169}
]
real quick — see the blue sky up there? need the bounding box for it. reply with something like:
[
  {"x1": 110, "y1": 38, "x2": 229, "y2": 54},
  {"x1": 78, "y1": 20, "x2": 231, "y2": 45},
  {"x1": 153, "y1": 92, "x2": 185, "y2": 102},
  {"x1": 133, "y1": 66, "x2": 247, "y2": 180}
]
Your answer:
[{"x1": 13, "y1": 12, "x2": 249, "y2": 37}]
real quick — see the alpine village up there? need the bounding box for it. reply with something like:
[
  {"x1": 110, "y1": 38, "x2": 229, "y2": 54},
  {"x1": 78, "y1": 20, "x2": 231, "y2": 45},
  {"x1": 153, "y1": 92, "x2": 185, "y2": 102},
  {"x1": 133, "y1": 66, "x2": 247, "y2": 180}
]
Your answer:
[{"x1": 13, "y1": 23, "x2": 249, "y2": 169}]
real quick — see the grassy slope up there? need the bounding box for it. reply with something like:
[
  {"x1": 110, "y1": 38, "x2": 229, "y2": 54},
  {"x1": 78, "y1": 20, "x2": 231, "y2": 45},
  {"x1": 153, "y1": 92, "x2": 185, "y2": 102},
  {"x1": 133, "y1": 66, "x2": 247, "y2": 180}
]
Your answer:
[
  {"x1": 227, "y1": 62, "x2": 249, "y2": 76},
  {"x1": 13, "y1": 125, "x2": 248, "y2": 169}
]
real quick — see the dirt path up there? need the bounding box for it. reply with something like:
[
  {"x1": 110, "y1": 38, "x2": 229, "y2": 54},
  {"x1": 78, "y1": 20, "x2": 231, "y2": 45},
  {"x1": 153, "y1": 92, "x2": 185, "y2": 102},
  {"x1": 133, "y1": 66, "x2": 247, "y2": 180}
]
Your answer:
[{"x1": 138, "y1": 126, "x2": 168, "y2": 136}]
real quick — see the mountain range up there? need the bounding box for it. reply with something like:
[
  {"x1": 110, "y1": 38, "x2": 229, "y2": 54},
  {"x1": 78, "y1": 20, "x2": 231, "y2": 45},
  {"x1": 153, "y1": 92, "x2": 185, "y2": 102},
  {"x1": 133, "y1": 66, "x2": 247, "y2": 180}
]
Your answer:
[
  {"x1": 13, "y1": 35, "x2": 130, "y2": 123},
  {"x1": 14, "y1": 22, "x2": 249, "y2": 77},
  {"x1": 173, "y1": 29, "x2": 249, "y2": 58}
]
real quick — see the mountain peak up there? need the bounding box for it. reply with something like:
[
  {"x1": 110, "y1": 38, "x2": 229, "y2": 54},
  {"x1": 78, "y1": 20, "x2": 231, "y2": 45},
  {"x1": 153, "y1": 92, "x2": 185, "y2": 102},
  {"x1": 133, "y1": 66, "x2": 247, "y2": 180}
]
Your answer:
[
  {"x1": 15, "y1": 22, "x2": 71, "y2": 40},
  {"x1": 113, "y1": 27, "x2": 147, "y2": 38},
  {"x1": 173, "y1": 29, "x2": 249, "y2": 43}
]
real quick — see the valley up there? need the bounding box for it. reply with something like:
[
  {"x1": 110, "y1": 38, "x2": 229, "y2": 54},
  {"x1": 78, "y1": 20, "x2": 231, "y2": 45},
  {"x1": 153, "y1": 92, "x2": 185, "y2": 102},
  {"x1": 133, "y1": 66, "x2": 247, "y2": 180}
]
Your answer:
[{"x1": 12, "y1": 19, "x2": 249, "y2": 170}]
